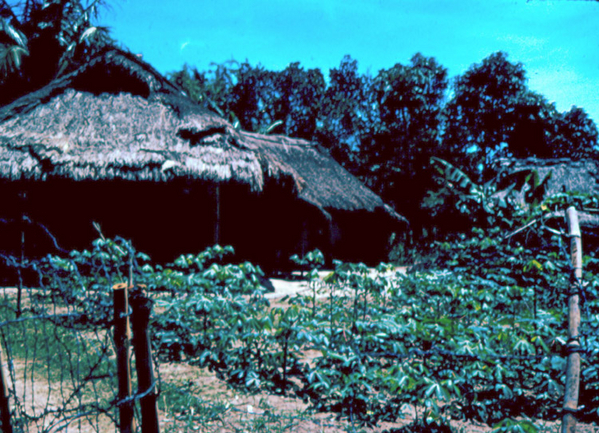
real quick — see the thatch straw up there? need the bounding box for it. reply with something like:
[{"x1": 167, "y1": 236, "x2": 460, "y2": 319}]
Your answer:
[
  {"x1": 0, "y1": 89, "x2": 266, "y2": 186},
  {"x1": 495, "y1": 158, "x2": 599, "y2": 196},
  {"x1": 238, "y1": 131, "x2": 404, "y2": 220},
  {"x1": 0, "y1": 49, "x2": 270, "y2": 189},
  {"x1": 0, "y1": 47, "x2": 404, "y2": 223},
  {"x1": 495, "y1": 157, "x2": 599, "y2": 228}
]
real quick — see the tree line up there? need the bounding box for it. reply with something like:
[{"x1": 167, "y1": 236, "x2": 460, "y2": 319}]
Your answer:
[{"x1": 169, "y1": 52, "x2": 598, "y2": 238}]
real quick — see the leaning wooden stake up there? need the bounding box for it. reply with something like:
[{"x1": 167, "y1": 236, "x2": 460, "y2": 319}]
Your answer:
[
  {"x1": 0, "y1": 344, "x2": 13, "y2": 433},
  {"x1": 562, "y1": 206, "x2": 583, "y2": 433},
  {"x1": 130, "y1": 285, "x2": 160, "y2": 433},
  {"x1": 113, "y1": 283, "x2": 135, "y2": 433}
]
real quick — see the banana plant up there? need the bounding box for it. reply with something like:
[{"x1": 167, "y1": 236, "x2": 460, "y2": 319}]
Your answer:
[{"x1": 428, "y1": 156, "x2": 552, "y2": 217}]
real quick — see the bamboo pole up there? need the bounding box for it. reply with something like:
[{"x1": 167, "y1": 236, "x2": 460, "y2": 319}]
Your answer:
[
  {"x1": 113, "y1": 283, "x2": 135, "y2": 433},
  {"x1": 130, "y1": 285, "x2": 160, "y2": 433},
  {"x1": 301, "y1": 220, "x2": 308, "y2": 258},
  {"x1": 0, "y1": 345, "x2": 13, "y2": 433},
  {"x1": 562, "y1": 206, "x2": 583, "y2": 433}
]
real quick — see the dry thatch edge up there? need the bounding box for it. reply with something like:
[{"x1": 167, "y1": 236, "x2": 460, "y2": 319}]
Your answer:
[
  {"x1": 0, "y1": 88, "x2": 268, "y2": 189},
  {"x1": 239, "y1": 131, "x2": 379, "y2": 209}
]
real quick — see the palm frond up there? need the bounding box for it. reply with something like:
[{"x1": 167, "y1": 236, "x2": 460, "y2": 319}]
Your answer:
[
  {"x1": 0, "y1": 16, "x2": 27, "y2": 47},
  {"x1": 78, "y1": 24, "x2": 97, "y2": 42},
  {"x1": 0, "y1": 43, "x2": 29, "y2": 75},
  {"x1": 430, "y1": 156, "x2": 481, "y2": 196},
  {"x1": 525, "y1": 170, "x2": 552, "y2": 207}
]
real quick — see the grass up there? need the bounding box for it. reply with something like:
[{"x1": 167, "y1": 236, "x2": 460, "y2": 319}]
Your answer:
[
  {"x1": 0, "y1": 297, "x2": 113, "y2": 378},
  {"x1": 158, "y1": 379, "x2": 311, "y2": 433},
  {"x1": 0, "y1": 291, "x2": 117, "y2": 431}
]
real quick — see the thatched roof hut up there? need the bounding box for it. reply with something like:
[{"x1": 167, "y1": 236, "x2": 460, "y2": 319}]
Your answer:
[
  {"x1": 0, "y1": 49, "x2": 289, "y2": 188},
  {"x1": 239, "y1": 131, "x2": 394, "y2": 216},
  {"x1": 0, "y1": 48, "x2": 404, "y2": 268}
]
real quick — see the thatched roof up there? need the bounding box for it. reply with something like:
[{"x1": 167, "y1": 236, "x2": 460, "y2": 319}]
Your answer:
[
  {"x1": 495, "y1": 157, "x2": 599, "y2": 228},
  {"x1": 0, "y1": 49, "x2": 280, "y2": 190},
  {"x1": 495, "y1": 157, "x2": 599, "y2": 196},
  {"x1": 0, "y1": 48, "x2": 404, "y2": 222},
  {"x1": 238, "y1": 131, "x2": 402, "y2": 217}
]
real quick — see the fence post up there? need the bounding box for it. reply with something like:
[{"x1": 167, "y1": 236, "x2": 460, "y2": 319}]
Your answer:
[
  {"x1": 562, "y1": 206, "x2": 583, "y2": 433},
  {"x1": 130, "y1": 285, "x2": 160, "y2": 433},
  {"x1": 113, "y1": 283, "x2": 135, "y2": 433},
  {"x1": 0, "y1": 345, "x2": 12, "y2": 433}
]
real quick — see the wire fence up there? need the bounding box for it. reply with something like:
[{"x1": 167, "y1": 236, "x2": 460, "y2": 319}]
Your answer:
[
  {"x1": 0, "y1": 209, "x2": 596, "y2": 432},
  {"x1": 0, "y1": 233, "x2": 160, "y2": 433},
  {"x1": 0, "y1": 275, "x2": 120, "y2": 432}
]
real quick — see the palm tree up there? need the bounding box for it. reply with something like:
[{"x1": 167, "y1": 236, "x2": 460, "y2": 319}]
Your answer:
[{"x1": 0, "y1": 0, "x2": 113, "y2": 105}]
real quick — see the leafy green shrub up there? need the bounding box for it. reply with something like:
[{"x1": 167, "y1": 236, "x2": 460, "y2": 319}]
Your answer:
[
  {"x1": 29, "y1": 214, "x2": 598, "y2": 429},
  {"x1": 35, "y1": 237, "x2": 151, "y2": 326}
]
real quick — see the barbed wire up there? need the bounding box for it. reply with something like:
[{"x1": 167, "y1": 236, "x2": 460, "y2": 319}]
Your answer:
[{"x1": 0, "y1": 312, "x2": 83, "y2": 329}]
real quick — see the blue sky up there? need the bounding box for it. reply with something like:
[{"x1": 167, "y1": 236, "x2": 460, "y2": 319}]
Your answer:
[{"x1": 102, "y1": 0, "x2": 599, "y2": 122}]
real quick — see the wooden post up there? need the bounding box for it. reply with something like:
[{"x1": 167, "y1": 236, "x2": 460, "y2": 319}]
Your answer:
[
  {"x1": 301, "y1": 220, "x2": 308, "y2": 258},
  {"x1": 214, "y1": 185, "x2": 221, "y2": 245},
  {"x1": 130, "y1": 285, "x2": 160, "y2": 433},
  {"x1": 562, "y1": 206, "x2": 583, "y2": 433},
  {"x1": 0, "y1": 345, "x2": 13, "y2": 433},
  {"x1": 113, "y1": 283, "x2": 135, "y2": 433}
]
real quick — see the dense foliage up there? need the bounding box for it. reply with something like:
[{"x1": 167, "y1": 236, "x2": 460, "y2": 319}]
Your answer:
[
  {"x1": 147, "y1": 241, "x2": 596, "y2": 431},
  {"x1": 31, "y1": 194, "x2": 598, "y2": 432}
]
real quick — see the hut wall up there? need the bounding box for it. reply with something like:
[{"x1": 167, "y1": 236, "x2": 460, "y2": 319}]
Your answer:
[
  {"x1": 0, "y1": 180, "x2": 221, "y2": 262},
  {"x1": 0, "y1": 179, "x2": 336, "y2": 280},
  {"x1": 0, "y1": 179, "x2": 394, "y2": 284},
  {"x1": 328, "y1": 209, "x2": 394, "y2": 265},
  {"x1": 218, "y1": 182, "x2": 331, "y2": 271}
]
